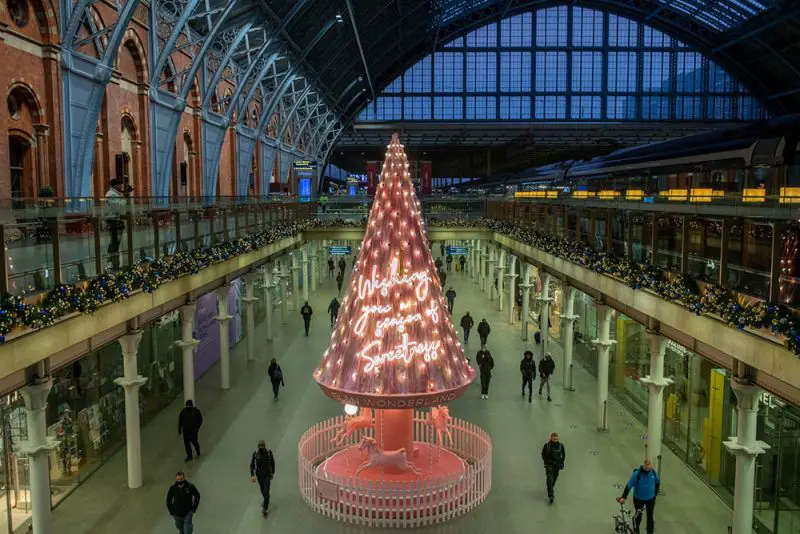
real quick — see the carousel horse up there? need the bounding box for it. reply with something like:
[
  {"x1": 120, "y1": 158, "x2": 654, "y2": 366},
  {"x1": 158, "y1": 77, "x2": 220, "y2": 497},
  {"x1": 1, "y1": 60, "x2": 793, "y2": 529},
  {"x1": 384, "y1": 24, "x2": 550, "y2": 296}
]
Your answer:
[
  {"x1": 355, "y1": 436, "x2": 422, "y2": 475},
  {"x1": 427, "y1": 405, "x2": 453, "y2": 447},
  {"x1": 331, "y1": 407, "x2": 374, "y2": 446}
]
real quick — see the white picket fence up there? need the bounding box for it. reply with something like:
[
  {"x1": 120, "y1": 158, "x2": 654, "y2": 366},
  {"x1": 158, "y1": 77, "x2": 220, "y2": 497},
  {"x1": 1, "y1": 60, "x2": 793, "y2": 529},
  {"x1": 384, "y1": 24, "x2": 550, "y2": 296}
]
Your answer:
[{"x1": 298, "y1": 411, "x2": 492, "y2": 527}]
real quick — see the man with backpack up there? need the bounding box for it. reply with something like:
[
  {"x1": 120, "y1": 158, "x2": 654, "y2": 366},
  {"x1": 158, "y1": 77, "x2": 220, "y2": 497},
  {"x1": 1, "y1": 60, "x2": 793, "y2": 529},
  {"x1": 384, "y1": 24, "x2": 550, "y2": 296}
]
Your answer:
[
  {"x1": 327, "y1": 257, "x2": 335, "y2": 277},
  {"x1": 459, "y1": 255, "x2": 466, "y2": 274},
  {"x1": 539, "y1": 352, "x2": 556, "y2": 402},
  {"x1": 445, "y1": 287, "x2": 457, "y2": 314},
  {"x1": 336, "y1": 271, "x2": 344, "y2": 293},
  {"x1": 477, "y1": 319, "x2": 491, "y2": 348},
  {"x1": 178, "y1": 400, "x2": 203, "y2": 462},
  {"x1": 541, "y1": 432, "x2": 566, "y2": 504},
  {"x1": 300, "y1": 301, "x2": 313, "y2": 336},
  {"x1": 337, "y1": 257, "x2": 346, "y2": 275},
  {"x1": 328, "y1": 297, "x2": 340, "y2": 327},
  {"x1": 460, "y1": 312, "x2": 474, "y2": 344},
  {"x1": 617, "y1": 459, "x2": 660, "y2": 534},
  {"x1": 446, "y1": 254, "x2": 453, "y2": 272},
  {"x1": 520, "y1": 350, "x2": 536, "y2": 403},
  {"x1": 250, "y1": 439, "x2": 276, "y2": 516}
]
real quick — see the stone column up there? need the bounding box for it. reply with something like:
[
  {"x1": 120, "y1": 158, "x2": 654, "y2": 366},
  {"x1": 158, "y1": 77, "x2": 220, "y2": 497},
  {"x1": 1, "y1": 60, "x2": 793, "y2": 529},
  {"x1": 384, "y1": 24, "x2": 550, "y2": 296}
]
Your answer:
[
  {"x1": 487, "y1": 246, "x2": 497, "y2": 300},
  {"x1": 592, "y1": 303, "x2": 616, "y2": 431},
  {"x1": 176, "y1": 303, "x2": 199, "y2": 403},
  {"x1": 215, "y1": 285, "x2": 233, "y2": 390},
  {"x1": 114, "y1": 331, "x2": 147, "y2": 488},
  {"x1": 725, "y1": 378, "x2": 769, "y2": 534},
  {"x1": 291, "y1": 253, "x2": 301, "y2": 311},
  {"x1": 17, "y1": 377, "x2": 58, "y2": 534},
  {"x1": 301, "y1": 247, "x2": 310, "y2": 301},
  {"x1": 279, "y1": 261, "x2": 289, "y2": 324},
  {"x1": 537, "y1": 273, "x2": 553, "y2": 358},
  {"x1": 470, "y1": 240, "x2": 477, "y2": 281},
  {"x1": 308, "y1": 244, "x2": 318, "y2": 293},
  {"x1": 242, "y1": 273, "x2": 258, "y2": 362},
  {"x1": 506, "y1": 255, "x2": 518, "y2": 325},
  {"x1": 641, "y1": 333, "x2": 673, "y2": 465},
  {"x1": 520, "y1": 263, "x2": 533, "y2": 341},
  {"x1": 561, "y1": 286, "x2": 579, "y2": 392},
  {"x1": 480, "y1": 244, "x2": 488, "y2": 291},
  {"x1": 497, "y1": 250, "x2": 505, "y2": 311},
  {"x1": 262, "y1": 266, "x2": 275, "y2": 341}
]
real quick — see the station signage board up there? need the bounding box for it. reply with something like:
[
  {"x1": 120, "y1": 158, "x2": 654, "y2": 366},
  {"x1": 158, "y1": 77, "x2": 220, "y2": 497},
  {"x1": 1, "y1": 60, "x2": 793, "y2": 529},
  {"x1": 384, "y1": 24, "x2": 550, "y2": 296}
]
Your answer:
[
  {"x1": 446, "y1": 246, "x2": 468, "y2": 255},
  {"x1": 293, "y1": 160, "x2": 317, "y2": 170},
  {"x1": 328, "y1": 246, "x2": 352, "y2": 256}
]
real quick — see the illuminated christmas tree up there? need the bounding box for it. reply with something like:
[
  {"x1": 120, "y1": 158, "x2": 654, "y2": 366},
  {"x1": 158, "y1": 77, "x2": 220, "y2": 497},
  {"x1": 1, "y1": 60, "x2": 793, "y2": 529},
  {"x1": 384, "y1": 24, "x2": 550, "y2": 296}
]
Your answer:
[{"x1": 314, "y1": 133, "x2": 474, "y2": 460}]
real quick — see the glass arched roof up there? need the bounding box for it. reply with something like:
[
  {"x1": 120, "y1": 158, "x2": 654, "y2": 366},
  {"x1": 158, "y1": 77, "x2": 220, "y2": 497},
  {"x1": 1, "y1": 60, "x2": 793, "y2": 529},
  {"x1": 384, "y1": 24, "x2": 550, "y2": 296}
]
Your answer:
[{"x1": 356, "y1": 5, "x2": 767, "y2": 123}]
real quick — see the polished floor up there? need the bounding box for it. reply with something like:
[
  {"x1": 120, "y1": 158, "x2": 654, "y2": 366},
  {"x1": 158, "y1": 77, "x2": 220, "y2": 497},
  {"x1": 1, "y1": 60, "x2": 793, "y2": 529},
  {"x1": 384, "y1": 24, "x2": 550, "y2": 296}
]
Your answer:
[{"x1": 52, "y1": 254, "x2": 733, "y2": 533}]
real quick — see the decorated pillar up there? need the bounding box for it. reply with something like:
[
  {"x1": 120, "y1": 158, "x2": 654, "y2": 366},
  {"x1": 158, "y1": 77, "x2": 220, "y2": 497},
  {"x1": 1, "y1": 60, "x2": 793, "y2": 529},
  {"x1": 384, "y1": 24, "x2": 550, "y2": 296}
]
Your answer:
[
  {"x1": 561, "y1": 286, "x2": 579, "y2": 391},
  {"x1": 177, "y1": 303, "x2": 199, "y2": 403},
  {"x1": 215, "y1": 285, "x2": 233, "y2": 390},
  {"x1": 538, "y1": 273, "x2": 552, "y2": 358},
  {"x1": 114, "y1": 331, "x2": 147, "y2": 488},
  {"x1": 725, "y1": 378, "x2": 769, "y2": 534},
  {"x1": 291, "y1": 253, "x2": 301, "y2": 311},
  {"x1": 242, "y1": 273, "x2": 258, "y2": 361},
  {"x1": 520, "y1": 263, "x2": 533, "y2": 341},
  {"x1": 592, "y1": 303, "x2": 615, "y2": 431},
  {"x1": 17, "y1": 375, "x2": 58, "y2": 534},
  {"x1": 301, "y1": 247, "x2": 310, "y2": 301},
  {"x1": 640, "y1": 332, "x2": 673, "y2": 465},
  {"x1": 506, "y1": 255, "x2": 518, "y2": 325},
  {"x1": 497, "y1": 250, "x2": 505, "y2": 311}
]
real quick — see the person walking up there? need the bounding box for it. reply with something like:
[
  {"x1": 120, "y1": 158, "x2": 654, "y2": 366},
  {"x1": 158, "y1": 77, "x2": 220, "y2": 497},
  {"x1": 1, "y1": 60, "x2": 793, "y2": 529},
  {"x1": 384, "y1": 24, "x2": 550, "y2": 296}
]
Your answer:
[
  {"x1": 267, "y1": 358, "x2": 285, "y2": 400},
  {"x1": 541, "y1": 433, "x2": 566, "y2": 504},
  {"x1": 328, "y1": 297, "x2": 340, "y2": 327},
  {"x1": 178, "y1": 400, "x2": 203, "y2": 462},
  {"x1": 435, "y1": 257, "x2": 444, "y2": 271},
  {"x1": 459, "y1": 255, "x2": 466, "y2": 274},
  {"x1": 438, "y1": 269, "x2": 447, "y2": 287},
  {"x1": 477, "y1": 319, "x2": 491, "y2": 348},
  {"x1": 300, "y1": 301, "x2": 313, "y2": 336},
  {"x1": 336, "y1": 271, "x2": 344, "y2": 293},
  {"x1": 446, "y1": 254, "x2": 453, "y2": 272},
  {"x1": 460, "y1": 312, "x2": 474, "y2": 344},
  {"x1": 520, "y1": 350, "x2": 536, "y2": 403},
  {"x1": 337, "y1": 256, "x2": 346, "y2": 275},
  {"x1": 476, "y1": 348, "x2": 494, "y2": 399},
  {"x1": 327, "y1": 257, "x2": 335, "y2": 277},
  {"x1": 539, "y1": 352, "x2": 555, "y2": 402},
  {"x1": 250, "y1": 439, "x2": 276, "y2": 516},
  {"x1": 439, "y1": 241, "x2": 445, "y2": 257},
  {"x1": 445, "y1": 287, "x2": 456, "y2": 314},
  {"x1": 166, "y1": 471, "x2": 200, "y2": 533},
  {"x1": 616, "y1": 459, "x2": 660, "y2": 534}
]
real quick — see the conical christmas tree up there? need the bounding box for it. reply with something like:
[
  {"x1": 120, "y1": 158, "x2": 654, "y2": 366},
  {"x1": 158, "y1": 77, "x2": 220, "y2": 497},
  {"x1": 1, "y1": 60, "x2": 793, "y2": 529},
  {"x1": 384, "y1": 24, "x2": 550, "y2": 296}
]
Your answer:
[{"x1": 314, "y1": 134, "x2": 474, "y2": 409}]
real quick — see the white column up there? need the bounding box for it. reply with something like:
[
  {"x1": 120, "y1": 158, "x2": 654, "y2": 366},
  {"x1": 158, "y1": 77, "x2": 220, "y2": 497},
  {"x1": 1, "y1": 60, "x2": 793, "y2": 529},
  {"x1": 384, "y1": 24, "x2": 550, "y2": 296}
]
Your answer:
[
  {"x1": 640, "y1": 332, "x2": 673, "y2": 466},
  {"x1": 561, "y1": 286, "x2": 579, "y2": 392},
  {"x1": 520, "y1": 263, "x2": 533, "y2": 341},
  {"x1": 470, "y1": 240, "x2": 477, "y2": 281},
  {"x1": 506, "y1": 255, "x2": 518, "y2": 325},
  {"x1": 279, "y1": 260, "x2": 289, "y2": 324},
  {"x1": 242, "y1": 273, "x2": 258, "y2": 362},
  {"x1": 725, "y1": 378, "x2": 769, "y2": 534},
  {"x1": 592, "y1": 303, "x2": 615, "y2": 431},
  {"x1": 262, "y1": 266, "x2": 275, "y2": 341},
  {"x1": 114, "y1": 331, "x2": 147, "y2": 489},
  {"x1": 176, "y1": 303, "x2": 199, "y2": 404},
  {"x1": 538, "y1": 273, "x2": 553, "y2": 358},
  {"x1": 487, "y1": 246, "x2": 496, "y2": 300},
  {"x1": 497, "y1": 250, "x2": 505, "y2": 311},
  {"x1": 215, "y1": 285, "x2": 233, "y2": 390},
  {"x1": 309, "y1": 245, "x2": 318, "y2": 292},
  {"x1": 291, "y1": 253, "x2": 301, "y2": 311},
  {"x1": 480, "y1": 245, "x2": 488, "y2": 291},
  {"x1": 319, "y1": 240, "x2": 327, "y2": 283},
  {"x1": 301, "y1": 247, "x2": 310, "y2": 301},
  {"x1": 17, "y1": 378, "x2": 58, "y2": 534}
]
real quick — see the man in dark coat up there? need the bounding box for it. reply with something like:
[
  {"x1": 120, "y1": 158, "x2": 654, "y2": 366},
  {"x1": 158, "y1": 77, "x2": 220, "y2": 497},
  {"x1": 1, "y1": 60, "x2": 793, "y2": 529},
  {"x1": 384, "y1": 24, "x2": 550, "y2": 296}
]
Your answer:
[
  {"x1": 520, "y1": 350, "x2": 536, "y2": 403},
  {"x1": 166, "y1": 471, "x2": 200, "y2": 532},
  {"x1": 460, "y1": 312, "x2": 474, "y2": 344},
  {"x1": 539, "y1": 352, "x2": 556, "y2": 402},
  {"x1": 327, "y1": 257, "x2": 335, "y2": 277},
  {"x1": 445, "y1": 287, "x2": 457, "y2": 314},
  {"x1": 337, "y1": 257, "x2": 346, "y2": 275},
  {"x1": 336, "y1": 271, "x2": 344, "y2": 293},
  {"x1": 477, "y1": 319, "x2": 491, "y2": 348},
  {"x1": 178, "y1": 400, "x2": 203, "y2": 462},
  {"x1": 300, "y1": 301, "x2": 313, "y2": 336},
  {"x1": 250, "y1": 439, "x2": 276, "y2": 516},
  {"x1": 542, "y1": 433, "x2": 566, "y2": 504},
  {"x1": 476, "y1": 349, "x2": 494, "y2": 399},
  {"x1": 327, "y1": 297, "x2": 340, "y2": 327}
]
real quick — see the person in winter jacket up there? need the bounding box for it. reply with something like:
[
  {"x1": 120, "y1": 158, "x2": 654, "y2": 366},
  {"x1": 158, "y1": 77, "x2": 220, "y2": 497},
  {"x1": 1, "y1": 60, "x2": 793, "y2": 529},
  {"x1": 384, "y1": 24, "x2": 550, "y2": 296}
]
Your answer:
[
  {"x1": 477, "y1": 319, "x2": 491, "y2": 348},
  {"x1": 268, "y1": 359, "x2": 285, "y2": 400},
  {"x1": 338, "y1": 257, "x2": 346, "y2": 274},
  {"x1": 541, "y1": 433, "x2": 566, "y2": 504},
  {"x1": 166, "y1": 471, "x2": 200, "y2": 533},
  {"x1": 336, "y1": 271, "x2": 344, "y2": 293},
  {"x1": 178, "y1": 400, "x2": 203, "y2": 462},
  {"x1": 327, "y1": 257, "x2": 335, "y2": 277},
  {"x1": 328, "y1": 297, "x2": 340, "y2": 327},
  {"x1": 439, "y1": 241, "x2": 445, "y2": 257},
  {"x1": 617, "y1": 460, "x2": 660, "y2": 534},
  {"x1": 539, "y1": 352, "x2": 556, "y2": 401},
  {"x1": 300, "y1": 301, "x2": 313, "y2": 336},
  {"x1": 476, "y1": 349, "x2": 494, "y2": 399},
  {"x1": 459, "y1": 255, "x2": 466, "y2": 274},
  {"x1": 435, "y1": 257, "x2": 444, "y2": 271},
  {"x1": 438, "y1": 269, "x2": 447, "y2": 287},
  {"x1": 250, "y1": 439, "x2": 276, "y2": 515},
  {"x1": 446, "y1": 254, "x2": 453, "y2": 272},
  {"x1": 445, "y1": 287, "x2": 457, "y2": 314},
  {"x1": 460, "y1": 312, "x2": 474, "y2": 343},
  {"x1": 520, "y1": 350, "x2": 536, "y2": 402}
]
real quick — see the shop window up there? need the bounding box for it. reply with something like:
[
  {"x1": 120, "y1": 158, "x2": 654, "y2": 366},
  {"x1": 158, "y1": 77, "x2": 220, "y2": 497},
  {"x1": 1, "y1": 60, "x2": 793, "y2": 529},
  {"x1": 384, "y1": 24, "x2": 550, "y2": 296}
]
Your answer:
[{"x1": 7, "y1": 0, "x2": 29, "y2": 28}]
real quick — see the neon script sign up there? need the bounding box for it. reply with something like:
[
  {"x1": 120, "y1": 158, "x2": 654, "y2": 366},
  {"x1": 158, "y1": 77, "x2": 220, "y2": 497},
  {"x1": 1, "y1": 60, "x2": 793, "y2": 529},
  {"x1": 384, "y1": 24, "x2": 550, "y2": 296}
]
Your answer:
[{"x1": 358, "y1": 334, "x2": 441, "y2": 373}]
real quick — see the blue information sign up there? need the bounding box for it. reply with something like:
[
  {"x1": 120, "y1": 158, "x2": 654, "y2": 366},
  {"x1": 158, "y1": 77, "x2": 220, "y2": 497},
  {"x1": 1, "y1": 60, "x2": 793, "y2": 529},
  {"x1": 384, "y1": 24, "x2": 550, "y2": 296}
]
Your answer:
[
  {"x1": 446, "y1": 246, "x2": 468, "y2": 255},
  {"x1": 328, "y1": 246, "x2": 352, "y2": 256}
]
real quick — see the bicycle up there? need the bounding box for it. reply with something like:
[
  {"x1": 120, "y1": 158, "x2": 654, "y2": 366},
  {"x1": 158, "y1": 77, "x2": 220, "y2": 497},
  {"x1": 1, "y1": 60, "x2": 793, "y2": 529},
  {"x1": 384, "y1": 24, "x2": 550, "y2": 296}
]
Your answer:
[{"x1": 613, "y1": 502, "x2": 644, "y2": 534}]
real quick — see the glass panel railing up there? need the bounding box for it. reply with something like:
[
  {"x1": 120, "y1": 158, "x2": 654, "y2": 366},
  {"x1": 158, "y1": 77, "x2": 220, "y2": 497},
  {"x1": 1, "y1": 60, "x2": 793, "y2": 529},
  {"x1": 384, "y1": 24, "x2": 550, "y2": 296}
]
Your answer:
[{"x1": 6, "y1": 220, "x2": 56, "y2": 296}]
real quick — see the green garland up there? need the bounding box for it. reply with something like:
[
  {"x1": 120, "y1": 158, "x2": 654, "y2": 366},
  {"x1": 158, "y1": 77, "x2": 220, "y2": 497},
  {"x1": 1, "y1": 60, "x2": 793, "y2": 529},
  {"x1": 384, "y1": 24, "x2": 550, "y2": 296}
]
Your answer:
[{"x1": 0, "y1": 218, "x2": 362, "y2": 343}]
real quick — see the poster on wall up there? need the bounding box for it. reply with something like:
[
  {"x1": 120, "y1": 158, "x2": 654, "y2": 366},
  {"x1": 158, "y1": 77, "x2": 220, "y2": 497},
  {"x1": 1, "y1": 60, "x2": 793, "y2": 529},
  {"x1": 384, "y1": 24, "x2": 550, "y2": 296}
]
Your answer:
[{"x1": 193, "y1": 281, "x2": 244, "y2": 380}]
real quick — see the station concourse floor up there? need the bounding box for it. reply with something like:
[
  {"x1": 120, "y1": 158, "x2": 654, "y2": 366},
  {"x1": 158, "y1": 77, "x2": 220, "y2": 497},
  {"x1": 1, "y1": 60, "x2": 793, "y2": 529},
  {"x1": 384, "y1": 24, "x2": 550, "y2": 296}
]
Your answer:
[{"x1": 52, "y1": 255, "x2": 732, "y2": 534}]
